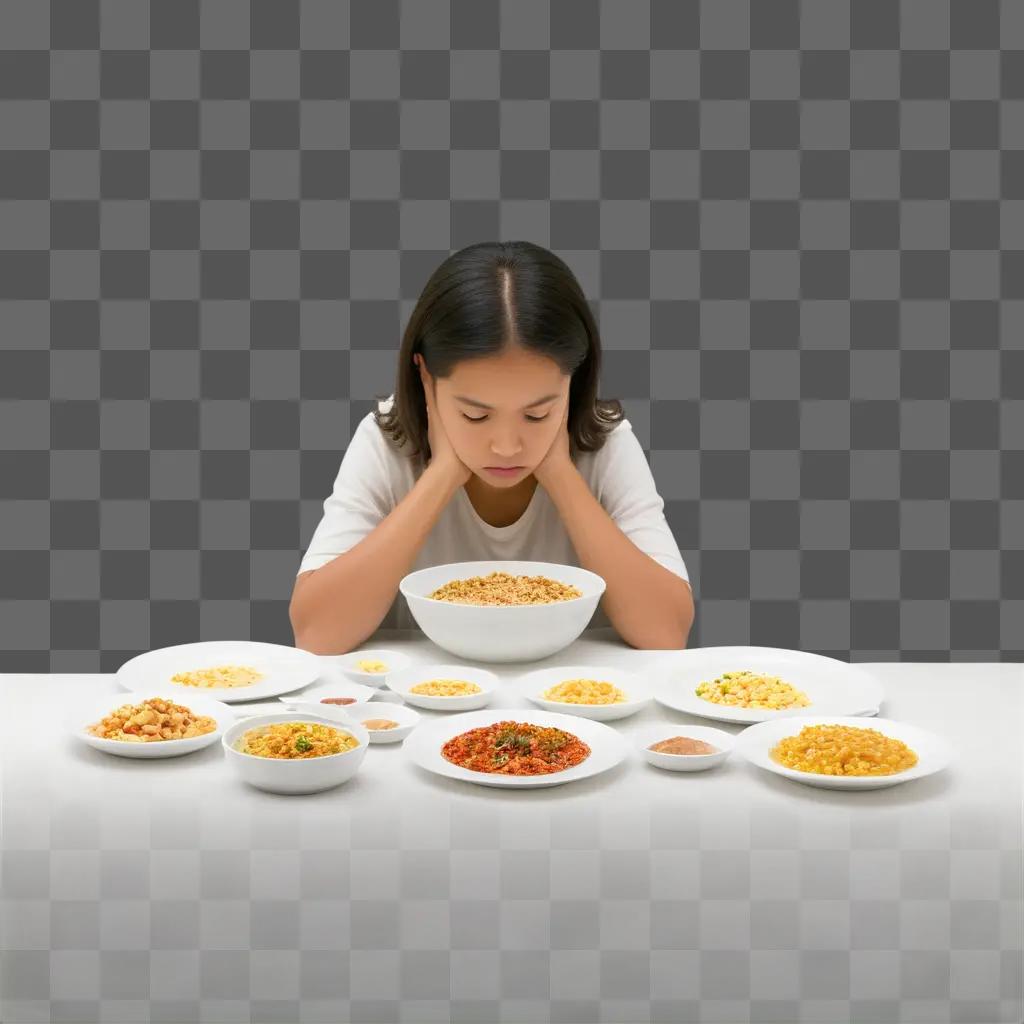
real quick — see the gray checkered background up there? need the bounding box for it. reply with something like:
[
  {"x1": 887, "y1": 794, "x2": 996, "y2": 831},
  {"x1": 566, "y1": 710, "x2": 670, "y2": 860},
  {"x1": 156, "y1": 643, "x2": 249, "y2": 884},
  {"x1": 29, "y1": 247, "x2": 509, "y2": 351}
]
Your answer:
[{"x1": 1, "y1": 0, "x2": 1022, "y2": 672}]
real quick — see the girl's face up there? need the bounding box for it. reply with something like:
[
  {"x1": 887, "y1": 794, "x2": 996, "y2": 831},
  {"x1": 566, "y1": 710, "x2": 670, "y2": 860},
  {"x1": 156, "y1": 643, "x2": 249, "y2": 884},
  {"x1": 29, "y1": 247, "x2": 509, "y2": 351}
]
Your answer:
[{"x1": 431, "y1": 345, "x2": 570, "y2": 488}]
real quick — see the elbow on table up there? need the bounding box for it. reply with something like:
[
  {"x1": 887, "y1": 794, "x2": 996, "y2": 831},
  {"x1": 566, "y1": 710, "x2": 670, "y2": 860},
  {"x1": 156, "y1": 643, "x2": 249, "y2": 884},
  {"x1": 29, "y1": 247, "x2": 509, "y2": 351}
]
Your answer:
[
  {"x1": 288, "y1": 586, "x2": 354, "y2": 657},
  {"x1": 620, "y1": 583, "x2": 694, "y2": 650}
]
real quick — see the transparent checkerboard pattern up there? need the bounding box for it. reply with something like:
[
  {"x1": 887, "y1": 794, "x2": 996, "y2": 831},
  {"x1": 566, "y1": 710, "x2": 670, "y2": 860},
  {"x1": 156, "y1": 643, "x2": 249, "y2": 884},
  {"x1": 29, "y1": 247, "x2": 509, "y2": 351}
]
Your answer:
[
  {"x1": 2, "y1": 744, "x2": 1021, "y2": 1024},
  {"x1": 1, "y1": 4, "x2": 1023, "y2": 661}
]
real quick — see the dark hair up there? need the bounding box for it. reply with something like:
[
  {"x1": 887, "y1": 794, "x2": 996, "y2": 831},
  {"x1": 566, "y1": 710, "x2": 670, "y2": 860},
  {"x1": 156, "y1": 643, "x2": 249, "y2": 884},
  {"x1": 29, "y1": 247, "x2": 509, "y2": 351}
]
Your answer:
[{"x1": 375, "y1": 240, "x2": 623, "y2": 463}]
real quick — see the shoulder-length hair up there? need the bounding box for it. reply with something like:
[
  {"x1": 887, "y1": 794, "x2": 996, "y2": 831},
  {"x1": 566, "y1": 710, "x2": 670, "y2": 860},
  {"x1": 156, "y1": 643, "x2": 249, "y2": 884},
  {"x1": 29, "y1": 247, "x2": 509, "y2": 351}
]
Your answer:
[{"x1": 375, "y1": 240, "x2": 623, "y2": 463}]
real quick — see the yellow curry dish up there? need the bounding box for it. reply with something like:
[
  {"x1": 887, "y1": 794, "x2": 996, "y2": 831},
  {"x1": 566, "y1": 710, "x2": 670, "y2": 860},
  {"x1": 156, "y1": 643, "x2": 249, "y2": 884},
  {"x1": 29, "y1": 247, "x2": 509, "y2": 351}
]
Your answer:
[
  {"x1": 234, "y1": 721, "x2": 360, "y2": 760},
  {"x1": 770, "y1": 724, "x2": 918, "y2": 777}
]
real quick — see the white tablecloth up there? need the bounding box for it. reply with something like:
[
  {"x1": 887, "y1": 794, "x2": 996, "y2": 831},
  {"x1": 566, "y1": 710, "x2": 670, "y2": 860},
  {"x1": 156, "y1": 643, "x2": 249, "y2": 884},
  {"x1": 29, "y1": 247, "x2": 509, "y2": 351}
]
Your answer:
[{"x1": 2, "y1": 632, "x2": 1021, "y2": 1023}]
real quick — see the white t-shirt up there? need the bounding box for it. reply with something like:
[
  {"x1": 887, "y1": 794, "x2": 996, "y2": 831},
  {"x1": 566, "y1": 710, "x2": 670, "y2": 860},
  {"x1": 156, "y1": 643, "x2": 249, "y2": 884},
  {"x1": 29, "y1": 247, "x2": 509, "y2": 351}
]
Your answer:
[{"x1": 297, "y1": 400, "x2": 690, "y2": 630}]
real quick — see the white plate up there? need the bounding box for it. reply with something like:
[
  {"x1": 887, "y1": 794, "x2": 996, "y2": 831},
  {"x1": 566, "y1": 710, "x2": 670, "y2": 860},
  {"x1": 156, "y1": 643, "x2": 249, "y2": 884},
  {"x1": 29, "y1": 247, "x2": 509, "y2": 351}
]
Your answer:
[
  {"x1": 387, "y1": 664, "x2": 499, "y2": 711},
  {"x1": 634, "y1": 723, "x2": 735, "y2": 772},
  {"x1": 521, "y1": 665, "x2": 652, "y2": 721},
  {"x1": 323, "y1": 649, "x2": 412, "y2": 688},
  {"x1": 277, "y1": 679, "x2": 378, "y2": 708},
  {"x1": 652, "y1": 646, "x2": 885, "y2": 725},
  {"x1": 733, "y1": 715, "x2": 955, "y2": 790},
  {"x1": 404, "y1": 708, "x2": 629, "y2": 789},
  {"x1": 72, "y1": 692, "x2": 235, "y2": 759},
  {"x1": 116, "y1": 641, "x2": 321, "y2": 704}
]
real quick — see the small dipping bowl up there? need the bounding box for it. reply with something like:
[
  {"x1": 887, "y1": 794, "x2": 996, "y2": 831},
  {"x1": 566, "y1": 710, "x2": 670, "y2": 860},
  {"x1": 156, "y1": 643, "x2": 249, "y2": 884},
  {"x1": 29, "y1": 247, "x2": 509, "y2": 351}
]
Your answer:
[
  {"x1": 320, "y1": 649, "x2": 412, "y2": 689},
  {"x1": 635, "y1": 724, "x2": 735, "y2": 773},
  {"x1": 339, "y1": 701, "x2": 421, "y2": 744}
]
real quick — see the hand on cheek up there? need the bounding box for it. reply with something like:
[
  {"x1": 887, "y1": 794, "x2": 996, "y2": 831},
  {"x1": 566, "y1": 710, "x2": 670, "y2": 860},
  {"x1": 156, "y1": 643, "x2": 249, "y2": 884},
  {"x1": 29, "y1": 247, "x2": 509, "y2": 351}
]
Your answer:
[{"x1": 534, "y1": 398, "x2": 573, "y2": 488}]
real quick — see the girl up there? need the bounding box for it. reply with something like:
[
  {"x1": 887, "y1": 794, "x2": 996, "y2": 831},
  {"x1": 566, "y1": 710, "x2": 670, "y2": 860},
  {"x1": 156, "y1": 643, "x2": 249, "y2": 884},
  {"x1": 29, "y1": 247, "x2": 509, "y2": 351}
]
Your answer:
[{"x1": 290, "y1": 241, "x2": 694, "y2": 653}]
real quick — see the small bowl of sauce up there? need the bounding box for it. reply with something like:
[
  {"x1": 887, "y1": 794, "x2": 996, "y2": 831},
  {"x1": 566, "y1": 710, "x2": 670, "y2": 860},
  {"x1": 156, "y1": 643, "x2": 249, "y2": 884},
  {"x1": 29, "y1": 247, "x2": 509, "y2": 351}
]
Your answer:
[
  {"x1": 340, "y1": 702, "x2": 422, "y2": 744},
  {"x1": 637, "y1": 725, "x2": 734, "y2": 772}
]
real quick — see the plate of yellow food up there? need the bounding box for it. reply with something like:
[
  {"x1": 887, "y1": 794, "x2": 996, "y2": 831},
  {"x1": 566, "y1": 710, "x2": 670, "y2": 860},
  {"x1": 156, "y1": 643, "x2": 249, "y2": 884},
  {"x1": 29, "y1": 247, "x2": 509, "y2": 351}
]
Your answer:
[
  {"x1": 386, "y1": 664, "x2": 499, "y2": 711},
  {"x1": 404, "y1": 709, "x2": 629, "y2": 788},
  {"x1": 652, "y1": 646, "x2": 885, "y2": 725},
  {"x1": 732, "y1": 715, "x2": 954, "y2": 790},
  {"x1": 520, "y1": 666, "x2": 652, "y2": 721},
  {"x1": 74, "y1": 692, "x2": 235, "y2": 758},
  {"x1": 115, "y1": 641, "x2": 322, "y2": 704}
]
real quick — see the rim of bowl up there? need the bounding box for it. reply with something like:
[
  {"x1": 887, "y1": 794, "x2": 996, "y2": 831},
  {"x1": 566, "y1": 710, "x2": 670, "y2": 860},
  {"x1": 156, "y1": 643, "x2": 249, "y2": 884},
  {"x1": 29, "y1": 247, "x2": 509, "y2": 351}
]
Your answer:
[{"x1": 399, "y1": 564, "x2": 606, "y2": 606}]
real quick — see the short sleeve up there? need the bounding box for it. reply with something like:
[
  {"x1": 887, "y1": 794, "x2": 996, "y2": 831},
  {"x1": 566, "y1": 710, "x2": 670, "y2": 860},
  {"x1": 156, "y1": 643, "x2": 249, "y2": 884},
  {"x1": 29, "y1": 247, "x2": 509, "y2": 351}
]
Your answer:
[
  {"x1": 296, "y1": 414, "x2": 396, "y2": 576},
  {"x1": 589, "y1": 420, "x2": 690, "y2": 584}
]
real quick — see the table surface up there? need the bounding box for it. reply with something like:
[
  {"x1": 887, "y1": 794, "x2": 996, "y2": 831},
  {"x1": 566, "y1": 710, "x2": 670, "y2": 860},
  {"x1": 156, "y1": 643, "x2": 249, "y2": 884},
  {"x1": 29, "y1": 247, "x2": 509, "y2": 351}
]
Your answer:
[{"x1": 2, "y1": 632, "x2": 1022, "y2": 1024}]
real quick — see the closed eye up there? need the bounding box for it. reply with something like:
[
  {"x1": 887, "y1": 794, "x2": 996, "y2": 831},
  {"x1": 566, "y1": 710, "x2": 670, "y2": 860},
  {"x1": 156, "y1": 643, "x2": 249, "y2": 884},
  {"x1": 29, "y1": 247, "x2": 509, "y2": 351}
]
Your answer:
[{"x1": 460, "y1": 412, "x2": 551, "y2": 423}]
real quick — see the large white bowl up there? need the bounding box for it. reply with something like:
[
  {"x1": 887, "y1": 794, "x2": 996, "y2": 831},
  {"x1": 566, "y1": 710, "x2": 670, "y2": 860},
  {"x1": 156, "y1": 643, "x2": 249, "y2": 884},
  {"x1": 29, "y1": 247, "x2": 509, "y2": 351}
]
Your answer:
[
  {"x1": 398, "y1": 560, "x2": 605, "y2": 662},
  {"x1": 222, "y1": 713, "x2": 369, "y2": 794}
]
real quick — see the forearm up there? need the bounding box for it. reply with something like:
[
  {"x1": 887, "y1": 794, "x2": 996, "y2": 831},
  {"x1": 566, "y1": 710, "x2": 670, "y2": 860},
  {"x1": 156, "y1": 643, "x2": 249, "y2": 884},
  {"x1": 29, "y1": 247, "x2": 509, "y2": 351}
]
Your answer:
[
  {"x1": 290, "y1": 464, "x2": 462, "y2": 654},
  {"x1": 543, "y1": 467, "x2": 694, "y2": 649}
]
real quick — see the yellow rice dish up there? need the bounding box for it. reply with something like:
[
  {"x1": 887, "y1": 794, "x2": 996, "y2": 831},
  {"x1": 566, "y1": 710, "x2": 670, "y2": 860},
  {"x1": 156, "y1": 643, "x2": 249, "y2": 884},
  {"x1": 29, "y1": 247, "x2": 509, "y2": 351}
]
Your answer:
[
  {"x1": 356, "y1": 658, "x2": 388, "y2": 673},
  {"x1": 88, "y1": 698, "x2": 216, "y2": 742},
  {"x1": 234, "y1": 721, "x2": 359, "y2": 760},
  {"x1": 770, "y1": 724, "x2": 918, "y2": 777},
  {"x1": 695, "y1": 670, "x2": 811, "y2": 710},
  {"x1": 542, "y1": 678, "x2": 627, "y2": 705},
  {"x1": 428, "y1": 571, "x2": 582, "y2": 606},
  {"x1": 171, "y1": 664, "x2": 264, "y2": 689},
  {"x1": 409, "y1": 678, "x2": 481, "y2": 697}
]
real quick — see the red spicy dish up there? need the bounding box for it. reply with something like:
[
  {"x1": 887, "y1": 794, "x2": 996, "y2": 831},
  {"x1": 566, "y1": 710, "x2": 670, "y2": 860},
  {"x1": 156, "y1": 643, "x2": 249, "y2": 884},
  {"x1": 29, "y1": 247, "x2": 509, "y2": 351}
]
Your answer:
[{"x1": 441, "y1": 720, "x2": 591, "y2": 775}]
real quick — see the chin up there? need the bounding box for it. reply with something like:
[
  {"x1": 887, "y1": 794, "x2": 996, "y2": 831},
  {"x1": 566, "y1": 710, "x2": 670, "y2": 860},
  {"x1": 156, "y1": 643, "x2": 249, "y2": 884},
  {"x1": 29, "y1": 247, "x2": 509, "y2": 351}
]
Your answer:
[{"x1": 475, "y1": 466, "x2": 534, "y2": 487}]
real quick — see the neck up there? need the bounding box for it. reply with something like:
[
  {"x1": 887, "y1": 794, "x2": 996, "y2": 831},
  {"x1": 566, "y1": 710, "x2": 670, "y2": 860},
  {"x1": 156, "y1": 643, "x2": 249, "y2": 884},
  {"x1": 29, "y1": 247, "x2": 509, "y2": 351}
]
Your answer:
[{"x1": 463, "y1": 473, "x2": 538, "y2": 528}]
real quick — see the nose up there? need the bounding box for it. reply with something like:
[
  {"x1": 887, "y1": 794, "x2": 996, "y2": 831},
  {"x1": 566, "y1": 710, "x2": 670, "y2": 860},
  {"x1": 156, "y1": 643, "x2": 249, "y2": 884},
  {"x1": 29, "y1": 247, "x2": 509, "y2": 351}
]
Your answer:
[{"x1": 489, "y1": 425, "x2": 523, "y2": 460}]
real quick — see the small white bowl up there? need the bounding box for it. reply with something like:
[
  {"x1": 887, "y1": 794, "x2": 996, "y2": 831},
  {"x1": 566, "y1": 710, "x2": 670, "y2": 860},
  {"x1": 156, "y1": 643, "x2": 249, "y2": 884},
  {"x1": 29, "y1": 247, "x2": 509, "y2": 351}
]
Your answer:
[
  {"x1": 72, "y1": 692, "x2": 235, "y2": 759},
  {"x1": 635, "y1": 724, "x2": 735, "y2": 773},
  {"x1": 387, "y1": 664, "x2": 499, "y2": 711},
  {"x1": 520, "y1": 665, "x2": 652, "y2": 722},
  {"x1": 322, "y1": 649, "x2": 412, "y2": 688},
  {"x1": 221, "y1": 712, "x2": 369, "y2": 794},
  {"x1": 338, "y1": 702, "x2": 421, "y2": 743},
  {"x1": 277, "y1": 679, "x2": 378, "y2": 709}
]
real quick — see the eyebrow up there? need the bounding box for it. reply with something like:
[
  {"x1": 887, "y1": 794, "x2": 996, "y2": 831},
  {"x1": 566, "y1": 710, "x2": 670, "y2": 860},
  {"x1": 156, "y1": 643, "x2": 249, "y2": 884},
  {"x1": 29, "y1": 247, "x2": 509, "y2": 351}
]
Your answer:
[{"x1": 453, "y1": 394, "x2": 560, "y2": 411}]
